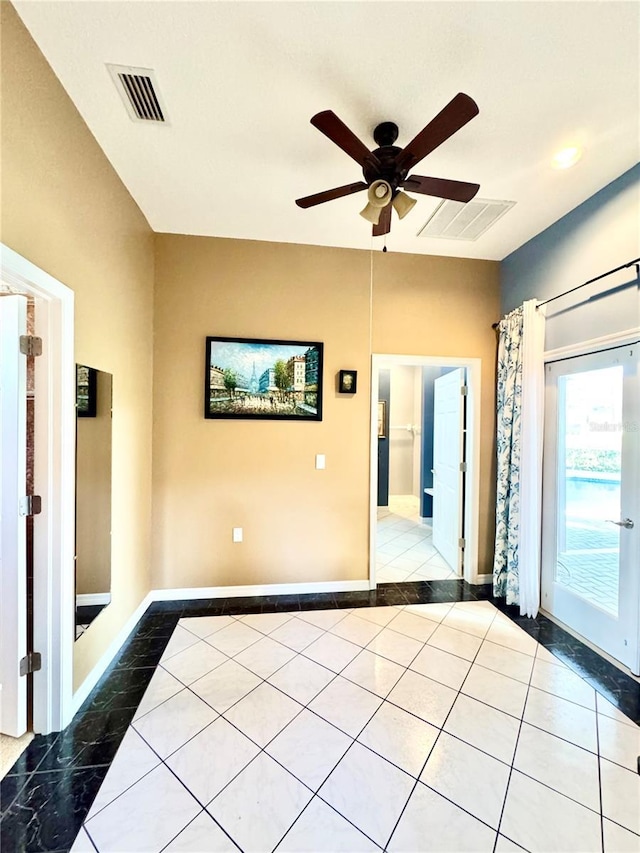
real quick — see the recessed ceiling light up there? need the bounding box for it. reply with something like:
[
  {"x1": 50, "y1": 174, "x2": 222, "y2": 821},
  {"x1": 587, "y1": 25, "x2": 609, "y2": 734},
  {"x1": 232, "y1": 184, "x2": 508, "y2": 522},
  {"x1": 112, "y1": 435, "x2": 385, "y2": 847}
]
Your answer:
[{"x1": 552, "y1": 146, "x2": 582, "y2": 169}]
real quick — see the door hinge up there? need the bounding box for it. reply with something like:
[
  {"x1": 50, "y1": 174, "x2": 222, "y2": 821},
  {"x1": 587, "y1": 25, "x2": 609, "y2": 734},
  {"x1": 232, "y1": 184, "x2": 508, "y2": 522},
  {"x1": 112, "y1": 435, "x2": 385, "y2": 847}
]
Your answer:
[
  {"x1": 458, "y1": 537, "x2": 466, "y2": 549},
  {"x1": 459, "y1": 462, "x2": 467, "y2": 473},
  {"x1": 19, "y1": 335, "x2": 42, "y2": 357},
  {"x1": 460, "y1": 385, "x2": 468, "y2": 396},
  {"x1": 19, "y1": 495, "x2": 42, "y2": 516},
  {"x1": 20, "y1": 652, "x2": 42, "y2": 676}
]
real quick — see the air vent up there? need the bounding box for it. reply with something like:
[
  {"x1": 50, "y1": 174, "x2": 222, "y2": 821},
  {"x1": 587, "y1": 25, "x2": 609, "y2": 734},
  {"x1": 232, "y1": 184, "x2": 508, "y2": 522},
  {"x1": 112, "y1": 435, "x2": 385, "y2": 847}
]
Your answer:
[
  {"x1": 418, "y1": 198, "x2": 515, "y2": 241},
  {"x1": 107, "y1": 64, "x2": 168, "y2": 123}
]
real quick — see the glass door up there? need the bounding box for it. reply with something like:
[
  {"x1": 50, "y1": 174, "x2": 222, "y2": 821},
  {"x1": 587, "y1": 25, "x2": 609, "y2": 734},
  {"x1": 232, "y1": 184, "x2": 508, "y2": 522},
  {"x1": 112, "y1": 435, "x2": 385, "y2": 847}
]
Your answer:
[{"x1": 541, "y1": 345, "x2": 639, "y2": 672}]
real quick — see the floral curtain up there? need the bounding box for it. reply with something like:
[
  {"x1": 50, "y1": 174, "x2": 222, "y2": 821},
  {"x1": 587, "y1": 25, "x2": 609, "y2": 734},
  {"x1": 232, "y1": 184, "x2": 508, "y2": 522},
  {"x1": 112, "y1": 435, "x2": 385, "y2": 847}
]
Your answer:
[{"x1": 493, "y1": 300, "x2": 545, "y2": 617}]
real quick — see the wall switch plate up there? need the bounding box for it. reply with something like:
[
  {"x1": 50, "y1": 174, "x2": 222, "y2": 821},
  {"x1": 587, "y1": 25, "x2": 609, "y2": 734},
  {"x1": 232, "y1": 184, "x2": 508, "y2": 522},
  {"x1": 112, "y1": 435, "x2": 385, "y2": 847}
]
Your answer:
[
  {"x1": 232, "y1": 527, "x2": 243, "y2": 543},
  {"x1": 315, "y1": 454, "x2": 326, "y2": 470}
]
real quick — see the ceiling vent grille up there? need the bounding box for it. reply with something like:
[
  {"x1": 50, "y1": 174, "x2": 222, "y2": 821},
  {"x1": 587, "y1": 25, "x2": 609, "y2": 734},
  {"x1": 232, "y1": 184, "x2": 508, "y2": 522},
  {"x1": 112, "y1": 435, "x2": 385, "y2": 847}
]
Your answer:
[
  {"x1": 107, "y1": 64, "x2": 167, "y2": 123},
  {"x1": 418, "y1": 198, "x2": 515, "y2": 241}
]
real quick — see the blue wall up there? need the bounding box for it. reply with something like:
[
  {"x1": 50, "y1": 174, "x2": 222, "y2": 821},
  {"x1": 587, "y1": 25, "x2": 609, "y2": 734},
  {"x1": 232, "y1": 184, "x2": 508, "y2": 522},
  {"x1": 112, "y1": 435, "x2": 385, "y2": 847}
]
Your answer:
[
  {"x1": 500, "y1": 164, "x2": 639, "y2": 350},
  {"x1": 502, "y1": 163, "x2": 639, "y2": 311}
]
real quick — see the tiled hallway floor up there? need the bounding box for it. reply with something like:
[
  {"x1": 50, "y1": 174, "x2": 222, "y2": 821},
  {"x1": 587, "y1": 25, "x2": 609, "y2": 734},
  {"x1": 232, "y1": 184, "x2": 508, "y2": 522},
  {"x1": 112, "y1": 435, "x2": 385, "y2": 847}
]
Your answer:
[
  {"x1": 377, "y1": 495, "x2": 457, "y2": 584},
  {"x1": 69, "y1": 600, "x2": 640, "y2": 853}
]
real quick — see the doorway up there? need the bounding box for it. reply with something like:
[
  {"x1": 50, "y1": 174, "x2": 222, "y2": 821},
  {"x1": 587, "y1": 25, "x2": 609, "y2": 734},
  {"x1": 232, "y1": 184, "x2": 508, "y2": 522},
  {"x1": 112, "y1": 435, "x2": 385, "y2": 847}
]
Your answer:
[
  {"x1": 541, "y1": 345, "x2": 639, "y2": 673},
  {"x1": 370, "y1": 354, "x2": 482, "y2": 587}
]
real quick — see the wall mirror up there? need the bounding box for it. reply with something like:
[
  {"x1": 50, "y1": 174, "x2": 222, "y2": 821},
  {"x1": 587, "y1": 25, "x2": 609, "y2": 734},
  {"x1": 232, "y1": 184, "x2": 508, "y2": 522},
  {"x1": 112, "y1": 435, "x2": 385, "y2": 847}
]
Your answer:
[{"x1": 75, "y1": 364, "x2": 112, "y2": 640}]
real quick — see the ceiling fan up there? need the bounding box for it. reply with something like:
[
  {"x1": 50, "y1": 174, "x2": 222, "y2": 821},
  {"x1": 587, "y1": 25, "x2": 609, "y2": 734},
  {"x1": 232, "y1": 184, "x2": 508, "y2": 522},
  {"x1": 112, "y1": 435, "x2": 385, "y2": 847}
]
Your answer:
[{"x1": 295, "y1": 93, "x2": 480, "y2": 237}]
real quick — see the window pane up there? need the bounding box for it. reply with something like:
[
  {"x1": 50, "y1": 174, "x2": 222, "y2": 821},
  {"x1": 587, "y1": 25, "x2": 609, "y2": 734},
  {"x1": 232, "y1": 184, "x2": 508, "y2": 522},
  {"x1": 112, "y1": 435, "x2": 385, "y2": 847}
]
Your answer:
[{"x1": 556, "y1": 365, "x2": 623, "y2": 616}]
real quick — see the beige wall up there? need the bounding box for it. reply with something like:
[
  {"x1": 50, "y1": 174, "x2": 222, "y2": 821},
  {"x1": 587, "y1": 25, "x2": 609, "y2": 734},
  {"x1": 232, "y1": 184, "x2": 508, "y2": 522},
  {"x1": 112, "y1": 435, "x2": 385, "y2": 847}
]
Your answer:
[
  {"x1": 76, "y1": 370, "x2": 112, "y2": 596},
  {"x1": 153, "y1": 235, "x2": 499, "y2": 589},
  {"x1": 1, "y1": 4, "x2": 155, "y2": 690},
  {"x1": 152, "y1": 237, "x2": 373, "y2": 588}
]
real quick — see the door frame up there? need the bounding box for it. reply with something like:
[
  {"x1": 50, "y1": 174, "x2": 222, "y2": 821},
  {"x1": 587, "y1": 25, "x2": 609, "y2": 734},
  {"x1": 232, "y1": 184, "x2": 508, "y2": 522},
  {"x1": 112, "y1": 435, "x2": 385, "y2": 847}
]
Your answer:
[
  {"x1": 369, "y1": 354, "x2": 482, "y2": 586},
  {"x1": 0, "y1": 296, "x2": 28, "y2": 736},
  {"x1": 1, "y1": 244, "x2": 75, "y2": 733}
]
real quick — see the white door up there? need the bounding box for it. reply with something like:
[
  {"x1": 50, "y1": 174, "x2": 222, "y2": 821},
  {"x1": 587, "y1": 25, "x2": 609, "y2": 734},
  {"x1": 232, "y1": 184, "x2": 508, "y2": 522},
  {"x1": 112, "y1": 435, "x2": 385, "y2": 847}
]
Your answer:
[
  {"x1": 542, "y1": 346, "x2": 639, "y2": 672},
  {"x1": 432, "y1": 368, "x2": 465, "y2": 573},
  {"x1": 0, "y1": 295, "x2": 28, "y2": 736}
]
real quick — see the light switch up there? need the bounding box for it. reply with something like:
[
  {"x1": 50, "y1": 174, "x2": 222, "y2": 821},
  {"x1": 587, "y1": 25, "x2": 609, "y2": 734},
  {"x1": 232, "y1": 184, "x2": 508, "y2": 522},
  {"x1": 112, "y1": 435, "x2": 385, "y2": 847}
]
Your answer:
[
  {"x1": 316, "y1": 454, "x2": 326, "y2": 470},
  {"x1": 232, "y1": 527, "x2": 243, "y2": 543}
]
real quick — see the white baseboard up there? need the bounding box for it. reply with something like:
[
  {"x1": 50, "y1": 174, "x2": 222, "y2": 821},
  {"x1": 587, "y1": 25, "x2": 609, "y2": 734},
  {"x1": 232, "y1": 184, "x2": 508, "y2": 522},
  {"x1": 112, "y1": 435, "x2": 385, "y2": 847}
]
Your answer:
[
  {"x1": 76, "y1": 593, "x2": 111, "y2": 607},
  {"x1": 151, "y1": 579, "x2": 371, "y2": 602},
  {"x1": 71, "y1": 592, "x2": 153, "y2": 715},
  {"x1": 473, "y1": 573, "x2": 493, "y2": 585}
]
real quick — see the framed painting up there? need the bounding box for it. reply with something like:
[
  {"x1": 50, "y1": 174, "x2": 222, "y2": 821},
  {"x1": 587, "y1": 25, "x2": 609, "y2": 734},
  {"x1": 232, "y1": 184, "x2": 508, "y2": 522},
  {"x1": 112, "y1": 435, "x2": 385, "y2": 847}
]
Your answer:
[{"x1": 205, "y1": 336, "x2": 323, "y2": 421}]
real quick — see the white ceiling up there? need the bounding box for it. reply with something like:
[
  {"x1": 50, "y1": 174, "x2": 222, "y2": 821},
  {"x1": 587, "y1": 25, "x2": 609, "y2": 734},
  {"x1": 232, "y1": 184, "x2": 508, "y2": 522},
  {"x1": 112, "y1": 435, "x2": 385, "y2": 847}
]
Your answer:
[{"x1": 13, "y1": 1, "x2": 640, "y2": 261}]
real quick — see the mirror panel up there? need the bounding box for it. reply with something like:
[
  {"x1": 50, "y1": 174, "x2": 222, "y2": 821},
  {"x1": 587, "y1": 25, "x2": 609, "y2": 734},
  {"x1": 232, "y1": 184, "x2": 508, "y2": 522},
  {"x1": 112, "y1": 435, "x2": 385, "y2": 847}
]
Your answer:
[{"x1": 75, "y1": 365, "x2": 112, "y2": 639}]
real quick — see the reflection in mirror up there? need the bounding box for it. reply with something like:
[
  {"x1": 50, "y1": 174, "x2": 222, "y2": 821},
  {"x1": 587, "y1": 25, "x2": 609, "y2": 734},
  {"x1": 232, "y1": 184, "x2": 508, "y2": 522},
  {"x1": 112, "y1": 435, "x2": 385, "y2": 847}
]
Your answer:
[{"x1": 75, "y1": 365, "x2": 112, "y2": 640}]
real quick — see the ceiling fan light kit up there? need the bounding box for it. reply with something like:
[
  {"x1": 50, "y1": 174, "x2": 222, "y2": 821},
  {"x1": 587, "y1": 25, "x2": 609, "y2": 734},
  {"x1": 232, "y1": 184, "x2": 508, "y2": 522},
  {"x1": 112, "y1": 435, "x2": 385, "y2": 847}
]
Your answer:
[
  {"x1": 296, "y1": 92, "x2": 481, "y2": 237},
  {"x1": 359, "y1": 180, "x2": 393, "y2": 224}
]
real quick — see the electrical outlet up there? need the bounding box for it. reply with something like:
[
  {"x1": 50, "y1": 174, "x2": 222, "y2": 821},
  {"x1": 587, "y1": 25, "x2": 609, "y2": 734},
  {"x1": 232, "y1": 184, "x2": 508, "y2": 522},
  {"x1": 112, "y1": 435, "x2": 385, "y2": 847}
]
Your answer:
[
  {"x1": 315, "y1": 454, "x2": 326, "y2": 470},
  {"x1": 232, "y1": 527, "x2": 243, "y2": 543}
]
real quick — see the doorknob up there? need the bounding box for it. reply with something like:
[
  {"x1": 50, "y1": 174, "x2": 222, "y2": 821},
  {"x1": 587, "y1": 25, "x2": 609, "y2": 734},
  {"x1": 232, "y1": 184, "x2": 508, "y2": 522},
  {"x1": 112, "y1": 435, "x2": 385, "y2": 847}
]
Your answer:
[{"x1": 606, "y1": 518, "x2": 635, "y2": 529}]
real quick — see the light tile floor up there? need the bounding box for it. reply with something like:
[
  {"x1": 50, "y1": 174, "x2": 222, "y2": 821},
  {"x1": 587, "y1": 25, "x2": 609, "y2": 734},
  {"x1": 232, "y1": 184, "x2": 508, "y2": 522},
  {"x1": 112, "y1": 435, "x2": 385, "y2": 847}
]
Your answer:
[
  {"x1": 71, "y1": 601, "x2": 640, "y2": 853},
  {"x1": 376, "y1": 495, "x2": 456, "y2": 584}
]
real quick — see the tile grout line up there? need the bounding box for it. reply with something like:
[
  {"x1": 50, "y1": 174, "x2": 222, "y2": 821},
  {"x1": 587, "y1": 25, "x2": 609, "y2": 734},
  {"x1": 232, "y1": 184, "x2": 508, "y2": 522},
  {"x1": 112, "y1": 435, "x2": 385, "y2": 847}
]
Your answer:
[
  {"x1": 382, "y1": 603, "x2": 503, "y2": 850},
  {"x1": 493, "y1": 637, "x2": 547, "y2": 852}
]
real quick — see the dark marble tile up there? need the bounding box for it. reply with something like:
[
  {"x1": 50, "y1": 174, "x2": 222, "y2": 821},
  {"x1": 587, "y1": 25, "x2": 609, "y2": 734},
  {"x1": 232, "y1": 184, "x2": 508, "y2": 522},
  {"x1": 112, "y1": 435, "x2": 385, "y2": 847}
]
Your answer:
[
  {"x1": 134, "y1": 615, "x2": 179, "y2": 639},
  {"x1": 3, "y1": 732, "x2": 59, "y2": 777},
  {"x1": 37, "y1": 708, "x2": 132, "y2": 772},
  {"x1": 179, "y1": 598, "x2": 226, "y2": 614},
  {"x1": 0, "y1": 766, "x2": 107, "y2": 853},
  {"x1": 113, "y1": 635, "x2": 169, "y2": 669},
  {"x1": 81, "y1": 666, "x2": 156, "y2": 714},
  {"x1": 373, "y1": 585, "x2": 412, "y2": 606},
  {"x1": 179, "y1": 604, "x2": 225, "y2": 619},
  {"x1": 1, "y1": 772, "x2": 30, "y2": 817},
  {"x1": 272, "y1": 595, "x2": 301, "y2": 611},
  {"x1": 334, "y1": 591, "x2": 376, "y2": 609},
  {"x1": 220, "y1": 596, "x2": 268, "y2": 615},
  {"x1": 147, "y1": 600, "x2": 187, "y2": 615},
  {"x1": 295, "y1": 594, "x2": 339, "y2": 611}
]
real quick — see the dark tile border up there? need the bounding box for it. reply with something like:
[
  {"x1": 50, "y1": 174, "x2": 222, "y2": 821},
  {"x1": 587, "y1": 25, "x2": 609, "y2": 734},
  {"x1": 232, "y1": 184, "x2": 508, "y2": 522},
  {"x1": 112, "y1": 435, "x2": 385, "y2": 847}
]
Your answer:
[{"x1": 1, "y1": 581, "x2": 638, "y2": 851}]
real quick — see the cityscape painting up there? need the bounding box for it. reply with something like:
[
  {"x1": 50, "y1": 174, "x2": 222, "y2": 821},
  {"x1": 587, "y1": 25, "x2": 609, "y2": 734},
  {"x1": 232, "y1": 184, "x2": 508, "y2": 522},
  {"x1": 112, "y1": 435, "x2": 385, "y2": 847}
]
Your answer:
[{"x1": 204, "y1": 336, "x2": 323, "y2": 420}]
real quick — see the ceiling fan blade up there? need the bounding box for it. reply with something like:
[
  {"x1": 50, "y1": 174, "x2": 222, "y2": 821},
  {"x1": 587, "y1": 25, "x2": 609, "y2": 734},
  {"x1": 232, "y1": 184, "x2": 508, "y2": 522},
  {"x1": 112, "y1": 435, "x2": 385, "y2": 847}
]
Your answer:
[
  {"x1": 311, "y1": 110, "x2": 380, "y2": 168},
  {"x1": 397, "y1": 93, "x2": 479, "y2": 172},
  {"x1": 296, "y1": 181, "x2": 368, "y2": 209},
  {"x1": 402, "y1": 175, "x2": 480, "y2": 203},
  {"x1": 372, "y1": 203, "x2": 392, "y2": 236}
]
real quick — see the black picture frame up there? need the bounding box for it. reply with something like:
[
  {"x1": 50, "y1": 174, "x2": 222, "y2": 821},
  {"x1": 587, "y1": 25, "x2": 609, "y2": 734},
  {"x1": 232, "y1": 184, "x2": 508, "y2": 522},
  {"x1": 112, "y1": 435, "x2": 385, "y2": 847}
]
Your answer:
[
  {"x1": 204, "y1": 336, "x2": 323, "y2": 421},
  {"x1": 338, "y1": 370, "x2": 357, "y2": 394},
  {"x1": 76, "y1": 365, "x2": 97, "y2": 418}
]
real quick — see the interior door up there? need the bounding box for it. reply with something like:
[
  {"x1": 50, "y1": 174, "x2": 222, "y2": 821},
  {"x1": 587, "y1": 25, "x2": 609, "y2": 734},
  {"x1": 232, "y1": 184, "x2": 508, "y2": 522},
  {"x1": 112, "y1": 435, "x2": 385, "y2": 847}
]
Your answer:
[
  {"x1": 432, "y1": 368, "x2": 465, "y2": 573},
  {"x1": 541, "y1": 345, "x2": 639, "y2": 672},
  {"x1": 0, "y1": 295, "x2": 28, "y2": 736}
]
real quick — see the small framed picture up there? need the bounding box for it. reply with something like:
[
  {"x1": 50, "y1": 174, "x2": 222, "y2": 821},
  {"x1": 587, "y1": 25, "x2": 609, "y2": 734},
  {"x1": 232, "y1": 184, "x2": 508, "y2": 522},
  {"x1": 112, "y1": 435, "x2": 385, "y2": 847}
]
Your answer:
[
  {"x1": 76, "y1": 365, "x2": 97, "y2": 418},
  {"x1": 338, "y1": 370, "x2": 357, "y2": 394},
  {"x1": 378, "y1": 400, "x2": 387, "y2": 438}
]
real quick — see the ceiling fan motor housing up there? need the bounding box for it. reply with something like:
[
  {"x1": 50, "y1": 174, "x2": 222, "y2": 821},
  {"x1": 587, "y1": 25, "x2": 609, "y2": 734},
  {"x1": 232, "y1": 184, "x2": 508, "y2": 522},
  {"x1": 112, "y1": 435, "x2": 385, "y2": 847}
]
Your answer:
[{"x1": 363, "y1": 145, "x2": 407, "y2": 194}]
